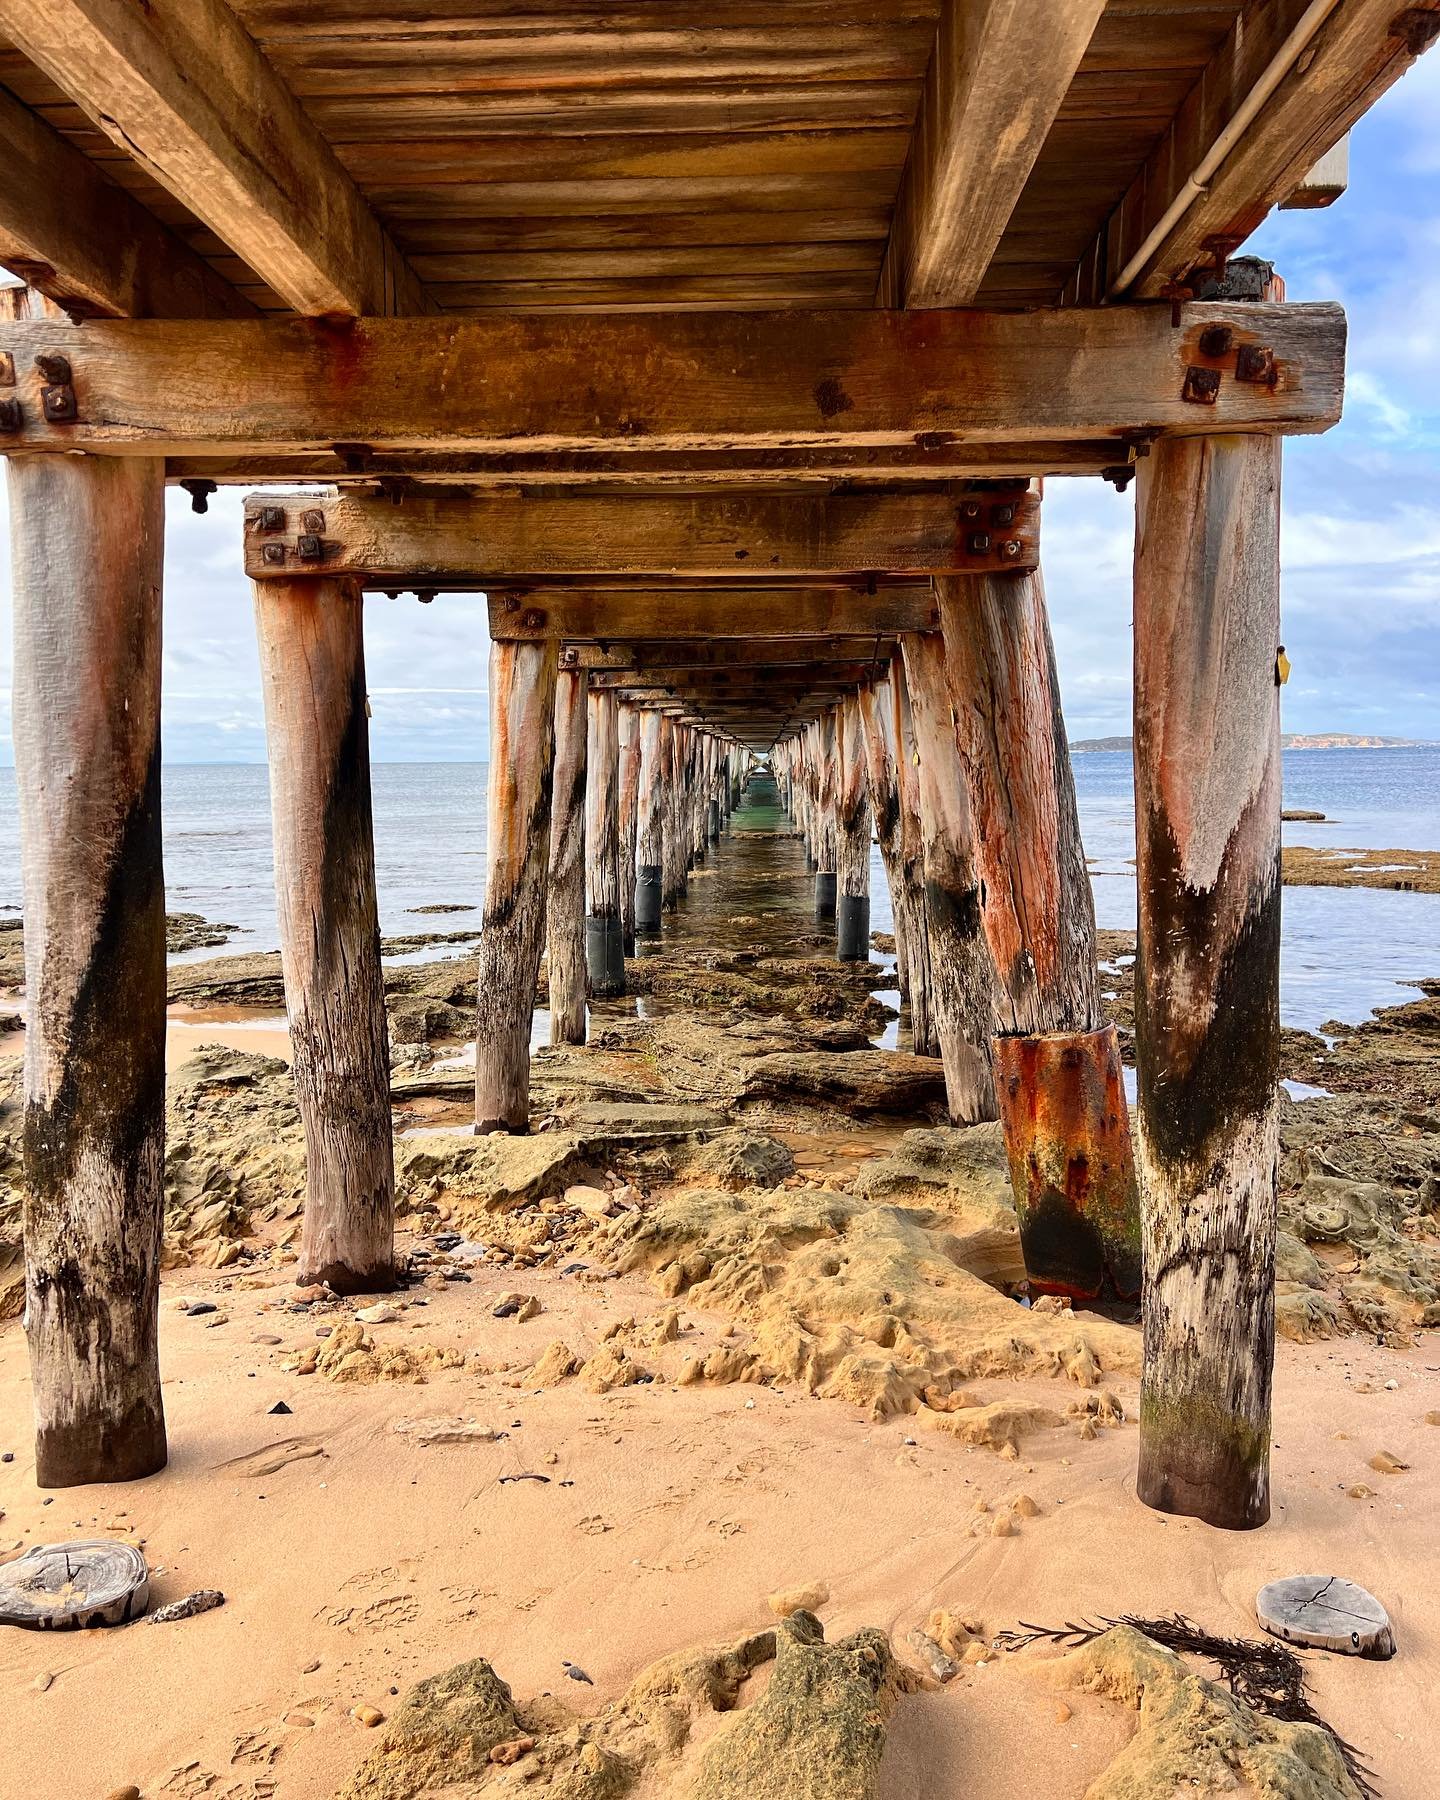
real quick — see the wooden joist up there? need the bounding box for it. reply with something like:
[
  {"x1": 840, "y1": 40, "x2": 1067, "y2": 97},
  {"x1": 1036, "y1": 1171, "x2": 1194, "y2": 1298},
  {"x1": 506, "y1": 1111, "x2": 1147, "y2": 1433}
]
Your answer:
[
  {"x1": 0, "y1": 0, "x2": 429, "y2": 317},
  {"x1": 1070, "y1": 0, "x2": 1440, "y2": 302},
  {"x1": 241, "y1": 486, "x2": 1040, "y2": 582},
  {"x1": 879, "y1": 0, "x2": 1104, "y2": 307},
  {"x1": 0, "y1": 303, "x2": 1345, "y2": 459},
  {"x1": 489, "y1": 588, "x2": 937, "y2": 643},
  {"x1": 588, "y1": 637, "x2": 896, "y2": 674},
  {"x1": 0, "y1": 86, "x2": 255, "y2": 321}
]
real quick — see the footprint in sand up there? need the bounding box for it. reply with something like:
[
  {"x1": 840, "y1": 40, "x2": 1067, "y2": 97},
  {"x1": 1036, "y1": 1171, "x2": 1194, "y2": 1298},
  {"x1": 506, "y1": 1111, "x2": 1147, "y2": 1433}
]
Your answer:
[
  {"x1": 321, "y1": 1593, "x2": 419, "y2": 1631},
  {"x1": 215, "y1": 1436, "x2": 327, "y2": 1478}
]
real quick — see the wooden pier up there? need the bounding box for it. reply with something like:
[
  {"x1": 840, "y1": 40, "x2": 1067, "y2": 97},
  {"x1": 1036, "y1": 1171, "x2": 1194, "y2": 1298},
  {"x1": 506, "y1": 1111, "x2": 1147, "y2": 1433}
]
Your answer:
[{"x1": 1, "y1": 0, "x2": 1433, "y2": 1530}]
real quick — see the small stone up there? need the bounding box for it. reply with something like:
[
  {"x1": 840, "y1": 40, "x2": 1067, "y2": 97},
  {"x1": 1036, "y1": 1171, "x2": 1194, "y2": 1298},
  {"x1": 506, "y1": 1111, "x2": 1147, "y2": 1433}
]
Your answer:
[
  {"x1": 1055, "y1": 1703, "x2": 1072, "y2": 1724},
  {"x1": 1368, "y1": 1449, "x2": 1409, "y2": 1475},
  {"x1": 302, "y1": 1659, "x2": 321, "y2": 1674},
  {"x1": 990, "y1": 1511, "x2": 1015, "y2": 1538},
  {"x1": 566, "y1": 1184, "x2": 616, "y2": 1221},
  {"x1": 254, "y1": 1334, "x2": 283, "y2": 1346},
  {"x1": 961, "y1": 1641, "x2": 992, "y2": 1666},
  {"x1": 351, "y1": 1704, "x2": 385, "y2": 1727},
  {"x1": 355, "y1": 1303, "x2": 400, "y2": 1325},
  {"x1": 490, "y1": 1736, "x2": 537, "y2": 1766},
  {"x1": 1009, "y1": 1493, "x2": 1041, "y2": 1518},
  {"x1": 33, "y1": 1671, "x2": 53, "y2": 1692},
  {"x1": 768, "y1": 1580, "x2": 830, "y2": 1618},
  {"x1": 285, "y1": 1711, "x2": 315, "y2": 1728},
  {"x1": 149, "y1": 1589, "x2": 225, "y2": 1624},
  {"x1": 267, "y1": 1401, "x2": 292, "y2": 1416},
  {"x1": 104, "y1": 1789, "x2": 142, "y2": 1800},
  {"x1": 1383, "y1": 1379, "x2": 1399, "y2": 1391},
  {"x1": 563, "y1": 1663, "x2": 593, "y2": 1685},
  {"x1": 293, "y1": 1284, "x2": 329, "y2": 1305},
  {"x1": 1346, "y1": 1484, "x2": 1374, "y2": 1499},
  {"x1": 1426, "y1": 1411, "x2": 1440, "y2": 1426},
  {"x1": 185, "y1": 1301, "x2": 218, "y2": 1317},
  {"x1": 1077, "y1": 1418, "x2": 1098, "y2": 1441}
]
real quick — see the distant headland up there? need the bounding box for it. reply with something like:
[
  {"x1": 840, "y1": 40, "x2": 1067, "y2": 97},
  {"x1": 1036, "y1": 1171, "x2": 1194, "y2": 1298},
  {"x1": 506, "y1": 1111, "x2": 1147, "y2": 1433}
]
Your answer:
[{"x1": 1070, "y1": 733, "x2": 1436, "y2": 752}]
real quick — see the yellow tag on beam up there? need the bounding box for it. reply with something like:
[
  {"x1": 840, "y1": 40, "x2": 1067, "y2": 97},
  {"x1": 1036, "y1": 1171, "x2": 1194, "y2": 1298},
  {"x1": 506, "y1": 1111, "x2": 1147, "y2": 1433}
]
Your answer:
[{"x1": 1275, "y1": 649, "x2": 1292, "y2": 686}]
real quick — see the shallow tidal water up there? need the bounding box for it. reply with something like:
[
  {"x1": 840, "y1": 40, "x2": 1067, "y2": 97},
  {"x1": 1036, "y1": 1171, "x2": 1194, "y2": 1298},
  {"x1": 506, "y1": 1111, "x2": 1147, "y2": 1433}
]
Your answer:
[{"x1": 1, "y1": 747, "x2": 1437, "y2": 1036}]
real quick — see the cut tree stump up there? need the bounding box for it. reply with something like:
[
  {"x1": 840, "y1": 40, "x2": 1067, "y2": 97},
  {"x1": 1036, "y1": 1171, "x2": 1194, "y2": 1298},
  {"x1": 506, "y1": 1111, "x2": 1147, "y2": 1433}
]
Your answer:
[
  {"x1": 1256, "y1": 1575, "x2": 1395, "y2": 1660},
  {"x1": 0, "y1": 1540, "x2": 150, "y2": 1629}
]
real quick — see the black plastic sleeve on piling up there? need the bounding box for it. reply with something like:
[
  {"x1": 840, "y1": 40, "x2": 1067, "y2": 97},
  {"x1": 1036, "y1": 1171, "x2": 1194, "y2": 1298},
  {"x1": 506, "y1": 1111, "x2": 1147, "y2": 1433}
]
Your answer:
[
  {"x1": 837, "y1": 894, "x2": 871, "y2": 961},
  {"x1": 814, "y1": 871, "x2": 838, "y2": 921},
  {"x1": 585, "y1": 914, "x2": 627, "y2": 997},
  {"x1": 635, "y1": 865, "x2": 663, "y2": 933},
  {"x1": 805, "y1": 850, "x2": 817, "y2": 874},
  {"x1": 708, "y1": 799, "x2": 722, "y2": 841}
]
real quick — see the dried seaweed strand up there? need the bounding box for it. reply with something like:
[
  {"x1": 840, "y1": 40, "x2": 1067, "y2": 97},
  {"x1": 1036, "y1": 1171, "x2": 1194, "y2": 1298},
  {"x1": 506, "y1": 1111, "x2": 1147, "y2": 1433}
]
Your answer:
[{"x1": 991, "y1": 1612, "x2": 1377, "y2": 1799}]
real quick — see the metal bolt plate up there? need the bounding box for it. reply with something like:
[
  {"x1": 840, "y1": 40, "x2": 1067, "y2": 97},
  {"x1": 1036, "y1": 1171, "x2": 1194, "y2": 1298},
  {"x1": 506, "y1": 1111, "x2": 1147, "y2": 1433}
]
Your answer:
[
  {"x1": 261, "y1": 542, "x2": 287, "y2": 566},
  {"x1": 1235, "y1": 344, "x2": 1276, "y2": 385},
  {"x1": 34, "y1": 352, "x2": 71, "y2": 385},
  {"x1": 40, "y1": 384, "x2": 77, "y2": 423},
  {"x1": 0, "y1": 398, "x2": 21, "y2": 432},
  {"x1": 300, "y1": 508, "x2": 326, "y2": 534},
  {"x1": 296, "y1": 533, "x2": 324, "y2": 562},
  {"x1": 1182, "y1": 365, "x2": 1222, "y2": 405},
  {"x1": 257, "y1": 505, "x2": 286, "y2": 534}
]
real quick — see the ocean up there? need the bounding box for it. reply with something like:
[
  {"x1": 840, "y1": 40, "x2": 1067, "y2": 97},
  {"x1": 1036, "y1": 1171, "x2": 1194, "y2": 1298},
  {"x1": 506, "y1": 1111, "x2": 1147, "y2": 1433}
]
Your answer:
[{"x1": 1, "y1": 748, "x2": 1437, "y2": 1036}]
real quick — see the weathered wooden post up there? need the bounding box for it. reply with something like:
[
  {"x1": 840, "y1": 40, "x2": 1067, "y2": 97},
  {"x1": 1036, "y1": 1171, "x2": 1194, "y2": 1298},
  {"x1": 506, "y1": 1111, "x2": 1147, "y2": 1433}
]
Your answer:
[
  {"x1": 901, "y1": 630, "x2": 996, "y2": 1124},
  {"x1": 813, "y1": 710, "x2": 838, "y2": 922},
  {"x1": 890, "y1": 659, "x2": 939, "y2": 1056},
  {"x1": 1132, "y1": 434, "x2": 1283, "y2": 1532},
  {"x1": 859, "y1": 673, "x2": 918, "y2": 1005},
  {"x1": 475, "y1": 639, "x2": 558, "y2": 1133},
  {"x1": 937, "y1": 571, "x2": 1140, "y2": 1301},
  {"x1": 835, "y1": 691, "x2": 872, "y2": 960},
  {"x1": 546, "y1": 664, "x2": 588, "y2": 1045},
  {"x1": 585, "y1": 684, "x2": 625, "y2": 995},
  {"x1": 660, "y1": 715, "x2": 685, "y2": 910},
  {"x1": 635, "y1": 708, "x2": 664, "y2": 934},
  {"x1": 618, "y1": 700, "x2": 642, "y2": 956},
  {"x1": 255, "y1": 574, "x2": 396, "y2": 1294},
  {"x1": 10, "y1": 453, "x2": 168, "y2": 1486}
]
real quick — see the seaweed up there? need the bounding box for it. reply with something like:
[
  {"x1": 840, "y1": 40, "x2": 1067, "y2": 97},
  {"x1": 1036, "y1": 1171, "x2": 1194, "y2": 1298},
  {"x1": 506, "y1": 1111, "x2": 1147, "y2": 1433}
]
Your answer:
[{"x1": 992, "y1": 1612, "x2": 1376, "y2": 1798}]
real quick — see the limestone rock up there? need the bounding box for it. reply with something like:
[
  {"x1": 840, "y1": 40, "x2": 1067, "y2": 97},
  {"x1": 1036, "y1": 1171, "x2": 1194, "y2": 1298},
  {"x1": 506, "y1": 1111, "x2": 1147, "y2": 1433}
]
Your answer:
[
  {"x1": 694, "y1": 1611, "x2": 914, "y2": 1799},
  {"x1": 735, "y1": 1050, "x2": 949, "y2": 1121},
  {"x1": 310, "y1": 1323, "x2": 465, "y2": 1385},
  {"x1": 580, "y1": 1343, "x2": 647, "y2": 1394},
  {"x1": 529, "y1": 1341, "x2": 581, "y2": 1388},
  {"x1": 1048, "y1": 1625, "x2": 1363, "y2": 1799},
  {"x1": 337, "y1": 1657, "x2": 523, "y2": 1797},
  {"x1": 685, "y1": 1131, "x2": 797, "y2": 1191},
  {"x1": 767, "y1": 1580, "x2": 830, "y2": 1619},
  {"x1": 921, "y1": 1398, "x2": 1063, "y2": 1453}
]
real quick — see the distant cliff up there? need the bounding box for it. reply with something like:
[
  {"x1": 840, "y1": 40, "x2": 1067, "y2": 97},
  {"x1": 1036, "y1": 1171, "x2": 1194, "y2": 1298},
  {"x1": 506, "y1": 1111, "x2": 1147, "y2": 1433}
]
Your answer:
[{"x1": 1070, "y1": 733, "x2": 1434, "y2": 752}]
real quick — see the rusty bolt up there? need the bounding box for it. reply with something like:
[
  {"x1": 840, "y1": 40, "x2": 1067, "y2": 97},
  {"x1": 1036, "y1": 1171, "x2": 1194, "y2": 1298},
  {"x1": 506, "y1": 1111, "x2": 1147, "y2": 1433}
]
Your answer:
[
  {"x1": 0, "y1": 353, "x2": 14, "y2": 387},
  {"x1": 416, "y1": 590, "x2": 436, "y2": 605},
  {"x1": 561, "y1": 646, "x2": 579, "y2": 666},
  {"x1": 961, "y1": 500, "x2": 982, "y2": 520},
  {"x1": 1235, "y1": 343, "x2": 1276, "y2": 385},
  {"x1": 257, "y1": 505, "x2": 286, "y2": 533},
  {"x1": 520, "y1": 608, "x2": 547, "y2": 631},
  {"x1": 1002, "y1": 540, "x2": 1022, "y2": 559},
  {"x1": 1181, "y1": 365, "x2": 1222, "y2": 405},
  {"x1": 992, "y1": 503, "x2": 1015, "y2": 526},
  {"x1": 34, "y1": 352, "x2": 71, "y2": 384},
  {"x1": 0, "y1": 398, "x2": 21, "y2": 432},
  {"x1": 261, "y1": 542, "x2": 287, "y2": 567},
  {"x1": 296, "y1": 533, "x2": 324, "y2": 562},
  {"x1": 40, "y1": 384, "x2": 77, "y2": 423},
  {"x1": 1198, "y1": 325, "x2": 1234, "y2": 358},
  {"x1": 967, "y1": 531, "x2": 992, "y2": 555},
  {"x1": 301, "y1": 507, "x2": 325, "y2": 534}
]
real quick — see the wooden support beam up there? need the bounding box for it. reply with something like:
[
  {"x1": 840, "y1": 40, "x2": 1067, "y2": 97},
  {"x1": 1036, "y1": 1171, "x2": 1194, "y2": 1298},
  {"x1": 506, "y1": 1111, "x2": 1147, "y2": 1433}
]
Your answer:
[
  {"x1": 0, "y1": 86, "x2": 255, "y2": 322},
  {"x1": 490, "y1": 589, "x2": 937, "y2": 643},
  {"x1": 618, "y1": 702, "x2": 642, "y2": 957},
  {"x1": 859, "y1": 671, "x2": 932, "y2": 1050},
  {"x1": 475, "y1": 640, "x2": 557, "y2": 1132},
  {"x1": 255, "y1": 575, "x2": 395, "y2": 1294},
  {"x1": 589, "y1": 637, "x2": 897, "y2": 675},
  {"x1": 9, "y1": 452, "x2": 167, "y2": 1486},
  {"x1": 0, "y1": 0, "x2": 427, "y2": 316},
  {"x1": 661, "y1": 717, "x2": 687, "y2": 910},
  {"x1": 835, "y1": 693, "x2": 871, "y2": 960},
  {"x1": 546, "y1": 667, "x2": 588, "y2": 1047},
  {"x1": 1132, "y1": 433, "x2": 1283, "y2": 1532},
  {"x1": 242, "y1": 488, "x2": 1040, "y2": 584},
  {"x1": 585, "y1": 686, "x2": 625, "y2": 997},
  {"x1": 1070, "y1": 0, "x2": 1439, "y2": 302},
  {"x1": 879, "y1": 0, "x2": 1104, "y2": 307},
  {"x1": 937, "y1": 569, "x2": 1139, "y2": 1300},
  {"x1": 901, "y1": 630, "x2": 996, "y2": 1125},
  {"x1": 0, "y1": 304, "x2": 1345, "y2": 458},
  {"x1": 635, "y1": 710, "x2": 665, "y2": 935}
]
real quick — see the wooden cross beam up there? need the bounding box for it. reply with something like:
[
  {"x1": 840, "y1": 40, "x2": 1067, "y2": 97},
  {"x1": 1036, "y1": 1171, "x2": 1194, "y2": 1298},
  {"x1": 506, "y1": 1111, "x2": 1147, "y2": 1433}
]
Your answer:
[
  {"x1": 489, "y1": 588, "x2": 937, "y2": 642},
  {"x1": 588, "y1": 637, "x2": 896, "y2": 674},
  {"x1": 241, "y1": 487, "x2": 1041, "y2": 583},
  {"x1": 0, "y1": 303, "x2": 1344, "y2": 459}
]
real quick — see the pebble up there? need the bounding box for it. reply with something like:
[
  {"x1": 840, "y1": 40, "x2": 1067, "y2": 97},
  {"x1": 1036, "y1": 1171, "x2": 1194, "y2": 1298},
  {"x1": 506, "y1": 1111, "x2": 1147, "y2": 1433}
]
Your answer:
[
  {"x1": 254, "y1": 1334, "x2": 283, "y2": 1346},
  {"x1": 351, "y1": 1705, "x2": 385, "y2": 1728},
  {"x1": 104, "y1": 1789, "x2": 142, "y2": 1800},
  {"x1": 1, "y1": 1453, "x2": 12, "y2": 1464},
  {"x1": 1368, "y1": 1449, "x2": 1409, "y2": 1474},
  {"x1": 185, "y1": 1301, "x2": 218, "y2": 1317},
  {"x1": 563, "y1": 1662, "x2": 594, "y2": 1684},
  {"x1": 1383, "y1": 1379, "x2": 1400, "y2": 1391},
  {"x1": 33, "y1": 1671, "x2": 53, "y2": 1692},
  {"x1": 356, "y1": 1303, "x2": 401, "y2": 1325},
  {"x1": 490, "y1": 1736, "x2": 537, "y2": 1766},
  {"x1": 149, "y1": 1588, "x2": 225, "y2": 1624},
  {"x1": 1346, "y1": 1484, "x2": 1374, "y2": 1499},
  {"x1": 1055, "y1": 1704, "x2": 1072, "y2": 1724},
  {"x1": 285, "y1": 1711, "x2": 315, "y2": 1728},
  {"x1": 302, "y1": 1659, "x2": 321, "y2": 1674},
  {"x1": 267, "y1": 1401, "x2": 293, "y2": 1416},
  {"x1": 767, "y1": 1580, "x2": 829, "y2": 1618}
]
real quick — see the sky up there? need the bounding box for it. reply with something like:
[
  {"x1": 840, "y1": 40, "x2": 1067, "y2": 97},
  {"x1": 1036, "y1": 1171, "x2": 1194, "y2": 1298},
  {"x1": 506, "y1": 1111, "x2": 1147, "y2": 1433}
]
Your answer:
[{"x1": 1, "y1": 55, "x2": 1438, "y2": 764}]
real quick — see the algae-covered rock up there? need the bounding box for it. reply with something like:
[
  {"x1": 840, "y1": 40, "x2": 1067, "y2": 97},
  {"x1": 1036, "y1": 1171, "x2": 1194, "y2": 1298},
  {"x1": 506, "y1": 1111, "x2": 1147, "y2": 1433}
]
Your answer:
[
  {"x1": 694, "y1": 1611, "x2": 911, "y2": 1800},
  {"x1": 396, "y1": 1129, "x2": 590, "y2": 1216},
  {"x1": 1049, "y1": 1624, "x2": 1362, "y2": 1799},
  {"x1": 337, "y1": 1655, "x2": 523, "y2": 1798},
  {"x1": 684, "y1": 1130, "x2": 797, "y2": 1191}
]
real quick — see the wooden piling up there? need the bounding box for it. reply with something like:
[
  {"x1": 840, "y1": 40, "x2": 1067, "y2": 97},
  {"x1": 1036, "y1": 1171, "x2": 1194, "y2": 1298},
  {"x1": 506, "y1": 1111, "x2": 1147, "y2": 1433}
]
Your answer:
[
  {"x1": 475, "y1": 639, "x2": 558, "y2": 1133},
  {"x1": 546, "y1": 666, "x2": 588, "y2": 1045},
  {"x1": 9, "y1": 453, "x2": 168, "y2": 1486},
  {"x1": 835, "y1": 692, "x2": 871, "y2": 961},
  {"x1": 813, "y1": 711, "x2": 838, "y2": 922},
  {"x1": 635, "y1": 709, "x2": 664, "y2": 933},
  {"x1": 660, "y1": 716, "x2": 685, "y2": 910},
  {"x1": 901, "y1": 630, "x2": 996, "y2": 1124},
  {"x1": 1132, "y1": 433, "x2": 1283, "y2": 1531},
  {"x1": 890, "y1": 658, "x2": 939, "y2": 1056},
  {"x1": 585, "y1": 685, "x2": 625, "y2": 995},
  {"x1": 255, "y1": 575, "x2": 396, "y2": 1296},
  {"x1": 618, "y1": 701, "x2": 642, "y2": 956},
  {"x1": 937, "y1": 570, "x2": 1140, "y2": 1299},
  {"x1": 858, "y1": 672, "x2": 925, "y2": 1031}
]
